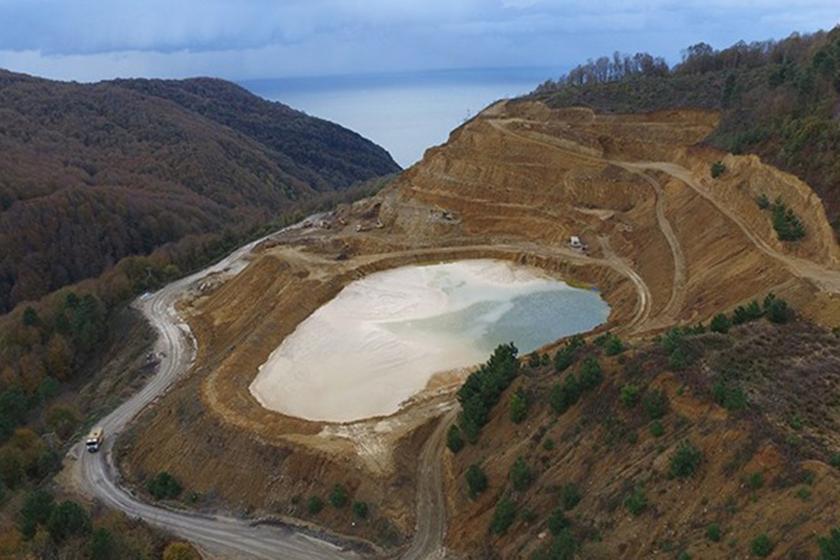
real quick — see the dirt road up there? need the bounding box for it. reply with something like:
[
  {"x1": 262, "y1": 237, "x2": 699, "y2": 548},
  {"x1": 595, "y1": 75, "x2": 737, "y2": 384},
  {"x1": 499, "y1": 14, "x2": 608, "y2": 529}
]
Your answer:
[
  {"x1": 624, "y1": 161, "x2": 840, "y2": 294},
  {"x1": 66, "y1": 220, "x2": 360, "y2": 559},
  {"x1": 614, "y1": 165, "x2": 687, "y2": 326},
  {"x1": 487, "y1": 114, "x2": 840, "y2": 322},
  {"x1": 401, "y1": 409, "x2": 458, "y2": 560}
]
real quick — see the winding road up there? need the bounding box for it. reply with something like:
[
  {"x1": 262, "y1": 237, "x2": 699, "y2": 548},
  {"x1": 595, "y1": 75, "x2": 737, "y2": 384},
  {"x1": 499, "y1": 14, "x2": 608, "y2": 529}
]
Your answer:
[
  {"x1": 62, "y1": 210, "x2": 660, "y2": 557},
  {"x1": 66, "y1": 222, "x2": 366, "y2": 559}
]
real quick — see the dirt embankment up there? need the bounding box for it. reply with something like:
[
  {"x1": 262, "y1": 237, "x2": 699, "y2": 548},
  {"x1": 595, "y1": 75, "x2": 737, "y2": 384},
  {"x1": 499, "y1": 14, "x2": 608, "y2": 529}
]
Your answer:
[{"x1": 118, "y1": 99, "x2": 840, "y2": 551}]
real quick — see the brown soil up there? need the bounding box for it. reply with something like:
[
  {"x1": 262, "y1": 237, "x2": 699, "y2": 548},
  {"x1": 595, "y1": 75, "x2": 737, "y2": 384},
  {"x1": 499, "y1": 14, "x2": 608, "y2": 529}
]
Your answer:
[{"x1": 118, "y1": 99, "x2": 840, "y2": 554}]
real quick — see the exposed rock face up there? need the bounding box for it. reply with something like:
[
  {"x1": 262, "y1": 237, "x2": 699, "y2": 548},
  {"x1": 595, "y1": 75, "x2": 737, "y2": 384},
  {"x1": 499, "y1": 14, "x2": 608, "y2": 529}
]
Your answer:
[{"x1": 119, "y1": 99, "x2": 840, "y2": 554}]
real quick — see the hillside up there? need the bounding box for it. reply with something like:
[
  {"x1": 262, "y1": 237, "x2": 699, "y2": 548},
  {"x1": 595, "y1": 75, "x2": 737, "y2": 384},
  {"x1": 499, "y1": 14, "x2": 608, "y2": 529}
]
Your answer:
[
  {"x1": 446, "y1": 319, "x2": 840, "y2": 559},
  {"x1": 0, "y1": 70, "x2": 399, "y2": 313},
  {"x1": 530, "y1": 26, "x2": 840, "y2": 231},
  {"x1": 107, "y1": 96, "x2": 840, "y2": 557}
]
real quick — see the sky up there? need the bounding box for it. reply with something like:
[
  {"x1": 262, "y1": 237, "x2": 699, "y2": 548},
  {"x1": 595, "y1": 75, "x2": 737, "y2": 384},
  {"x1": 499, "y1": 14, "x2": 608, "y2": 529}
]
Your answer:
[{"x1": 0, "y1": 0, "x2": 838, "y2": 83}]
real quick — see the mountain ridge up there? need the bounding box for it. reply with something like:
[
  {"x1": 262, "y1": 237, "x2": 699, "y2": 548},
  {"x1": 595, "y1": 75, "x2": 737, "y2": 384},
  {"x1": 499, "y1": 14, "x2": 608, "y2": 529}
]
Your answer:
[{"x1": 0, "y1": 69, "x2": 400, "y2": 312}]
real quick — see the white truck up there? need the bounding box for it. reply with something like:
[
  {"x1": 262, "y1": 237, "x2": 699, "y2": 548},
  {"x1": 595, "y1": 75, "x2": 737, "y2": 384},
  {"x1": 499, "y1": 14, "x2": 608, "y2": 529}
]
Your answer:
[{"x1": 85, "y1": 427, "x2": 104, "y2": 453}]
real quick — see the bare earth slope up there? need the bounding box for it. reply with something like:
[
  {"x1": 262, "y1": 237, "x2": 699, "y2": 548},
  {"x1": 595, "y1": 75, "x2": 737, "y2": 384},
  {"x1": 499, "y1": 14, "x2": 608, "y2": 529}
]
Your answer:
[{"x1": 94, "y1": 100, "x2": 840, "y2": 558}]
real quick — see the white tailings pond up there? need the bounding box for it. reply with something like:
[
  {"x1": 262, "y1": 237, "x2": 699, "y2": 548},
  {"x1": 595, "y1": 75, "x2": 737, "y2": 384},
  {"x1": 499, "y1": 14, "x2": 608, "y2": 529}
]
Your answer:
[{"x1": 249, "y1": 260, "x2": 610, "y2": 422}]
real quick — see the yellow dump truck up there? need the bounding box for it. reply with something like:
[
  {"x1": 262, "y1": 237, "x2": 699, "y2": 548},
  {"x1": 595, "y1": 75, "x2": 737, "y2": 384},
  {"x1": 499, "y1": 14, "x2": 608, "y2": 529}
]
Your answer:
[{"x1": 85, "y1": 427, "x2": 104, "y2": 453}]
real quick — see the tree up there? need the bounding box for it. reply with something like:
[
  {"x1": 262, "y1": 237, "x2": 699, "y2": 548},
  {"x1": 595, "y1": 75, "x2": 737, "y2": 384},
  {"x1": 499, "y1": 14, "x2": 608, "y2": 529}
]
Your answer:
[
  {"x1": 352, "y1": 501, "x2": 369, "y2": 519},
  {"x1": 163, "y1": 542, "x2": 201, "y2": 560},
  {"x1": 619, "y1": 384, "x2": 640, "y2": 408},
  {"x1": 36, "y1": 377, "x2": 60, "y2": 403},
  {"x1": 711, "y1": 161, "x2": 727, "y2": 178},
  {"x1": 549, "y1": 374, "x2": 580, "y2": 415},
  {"x1": 643, "y1": 389, "x2": 668, "y2": 420},
  {"x1": 751, "y1": 533, "x2": 774, "y2": 557},
  {"x1": 547, "y1": 508, "x2": 570, "y2": 536},
  {"x1": 45, "y1": 335, "x2": 73, "y2": 381},
  {"x1": 0, "y1": 448, "x2": 24, "y2": 488},
  {"x1": 756, "y1": 193, "x2": 770, "y2": 209},
  {"x1": 18, "y1": 490, "x2": 54, "y2": 539},
  {"x1": 710, "y1": 313, "x2": 731, "y2": 334},
  {"x1": 465, "y1": 464, "x2": 488, "y2": 499},
  {"x1": 489, "y1": 497, "x2": 516, "y2": 535},
  {"x1": 818, "y1": 527, "x2": 840, "y2": 560},
  {"x1": 329, "y1": 484, "x2": 348, "y2": 508},
  {"x1": 578, "y1": 357, "x2": 603, "y2": 390},
  {"x1": 553, "y1": 349, "x2": 575, "y2": 373},
  {"x1": 46, "y1": 500, "x2": 91, "y2": 542},
  {"x1": 22, "y1": 307, "x2": 39, "y2": 327},
  {"x1": 712, "y1": 381, "x2": 747, "y2": 411},
  {"x1": 45, "y1": 405, "x2": 80, "y2": 440},
  {"x1": 509, "y1": 389, "x2": 528, "y2": 424},
  {"x1": 146, "y1": 472, "x2": 182, "y2": 500},
  {"x1": 670, "y1": 441, "x2": 703, "y2": 478},
  {"x1": 17, "y1": 353, "x2": 46, "y2": 393},
  {"x1": 457, "y1": 343, "x2": 520, "y2": 443},
  {"x1": 733, "y1": 300, "x2": 764, "y2": 324},
  {"x1": 668, "y1": 346, "x2": 688, "y2": 370},
  {"x1": 707, "y1": 523, "x2": 722, "y2": 542},
  {"x1": 765, "y1": 296, "x2": 792, "y2": 323},
  {"x1": 553, "y1": 336, "x2": 583, "y2": 372},
  {"x1": 649, "y1": 420, "x2": 665, "y2": 437},
  {"x1": 306, "y1": 496, "x2": 324, "y2": 515},
  {"x1": 604, "y1": 334, "x2": 625, "y2": 356},
  {"x1": 446, "y1": 425, "x2": 464, "y2": 453},
  {"x1": 510, "y1": 457, "x2": 534, "y2": 491},
  {"x1": 624, "y1": 486, "x2": 647, "y2": 516},
  {"x1": 560, "y1": 483, "x2": 581, "y2": 510},
  {"x1": 545, "y1": 529, "x2": 577, "y2": 560},
  {"x1": 89, "y1": 528, "x2": 115, "y2": 560}
]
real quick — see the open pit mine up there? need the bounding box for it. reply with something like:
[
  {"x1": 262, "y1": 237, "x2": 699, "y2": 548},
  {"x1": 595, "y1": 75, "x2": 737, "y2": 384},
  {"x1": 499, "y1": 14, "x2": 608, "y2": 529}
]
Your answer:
[{"x1": 80, "y1": 99, "x2": 840, "y2": 559}]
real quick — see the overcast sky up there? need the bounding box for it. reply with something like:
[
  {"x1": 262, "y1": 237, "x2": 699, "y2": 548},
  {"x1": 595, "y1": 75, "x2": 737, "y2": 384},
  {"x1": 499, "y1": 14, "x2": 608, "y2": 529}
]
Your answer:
[{"x1": 0, "y1": 0, "x2": 838, "y2": 82}]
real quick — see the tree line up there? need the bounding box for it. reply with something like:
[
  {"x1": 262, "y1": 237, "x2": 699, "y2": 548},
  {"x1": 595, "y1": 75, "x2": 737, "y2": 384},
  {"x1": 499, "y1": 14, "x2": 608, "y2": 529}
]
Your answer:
[{"x1": 531, "y1": 26, "x2": 840, "y2": 228}]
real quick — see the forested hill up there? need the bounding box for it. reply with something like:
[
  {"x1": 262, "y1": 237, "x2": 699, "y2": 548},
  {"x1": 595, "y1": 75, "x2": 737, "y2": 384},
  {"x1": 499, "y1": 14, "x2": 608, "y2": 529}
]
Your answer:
[
  {"x1": 110, "y1": 77, "x2": 397, "y2": 192},
  {"x1": 0, "y1": 70, "x2": 400, "y2": 313},
  {"x1": 528, "y1": 26, "x2": 840, "y2": 229}
]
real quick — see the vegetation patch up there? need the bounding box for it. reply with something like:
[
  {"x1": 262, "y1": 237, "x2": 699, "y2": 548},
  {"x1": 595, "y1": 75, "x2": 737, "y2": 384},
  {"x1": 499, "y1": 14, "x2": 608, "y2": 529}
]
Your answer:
[
  {"x1": 490, "y1": 497, "x2": 517, "y2": 535},
  {"x1": 624, "y1": 485, "x2": 648, "y2": 516},
  {"x1": 146, "y1": 471, "x2": 183, "y2": 501},
  {"x1": 553, "y1": 336, "x2": 585, "y2": 373},
  {"x1": 765, "y1": 197, "x2": 806, "y2": 241},
  {"x1": 465, "y1": 465, "x2": 488, "y2": 499},
  {"x1": 751, "y1": 533, "x2": 774, "y2": 557},
  {"x1": 457, "y1": 343, "x2": 519, "y2": 442},
  {"x1": 669, "y1": 442, "x2": 703, "y2": 478}
]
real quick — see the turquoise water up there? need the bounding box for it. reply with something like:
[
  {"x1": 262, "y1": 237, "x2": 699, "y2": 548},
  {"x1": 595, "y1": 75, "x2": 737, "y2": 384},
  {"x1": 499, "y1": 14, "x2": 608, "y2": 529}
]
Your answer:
[
  {"x1": 382, "y1": 285, "x2": 609, "y2": 357},
  {"x1": 251, "y1": 260, "x2": 609, "y2": 421}
]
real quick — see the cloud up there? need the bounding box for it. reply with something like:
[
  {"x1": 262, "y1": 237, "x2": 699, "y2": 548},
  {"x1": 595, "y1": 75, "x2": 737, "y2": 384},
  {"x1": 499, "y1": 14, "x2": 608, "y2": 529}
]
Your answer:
[{"x1": 0, "y1": 0, "x2": 837, "y2": 81}]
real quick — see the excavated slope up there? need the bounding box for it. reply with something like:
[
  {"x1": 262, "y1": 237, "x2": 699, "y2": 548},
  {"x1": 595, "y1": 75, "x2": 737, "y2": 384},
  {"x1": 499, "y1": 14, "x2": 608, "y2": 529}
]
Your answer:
[{"x1": 118, "y1": 100, "x2": 840, "y2": 553}]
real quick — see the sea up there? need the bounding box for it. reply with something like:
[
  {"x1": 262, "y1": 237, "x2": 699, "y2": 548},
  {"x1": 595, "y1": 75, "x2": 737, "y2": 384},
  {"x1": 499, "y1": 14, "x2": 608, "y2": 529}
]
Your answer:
[{"x1": 240, "y1": 66, "x2": 563, "y2": 168}]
